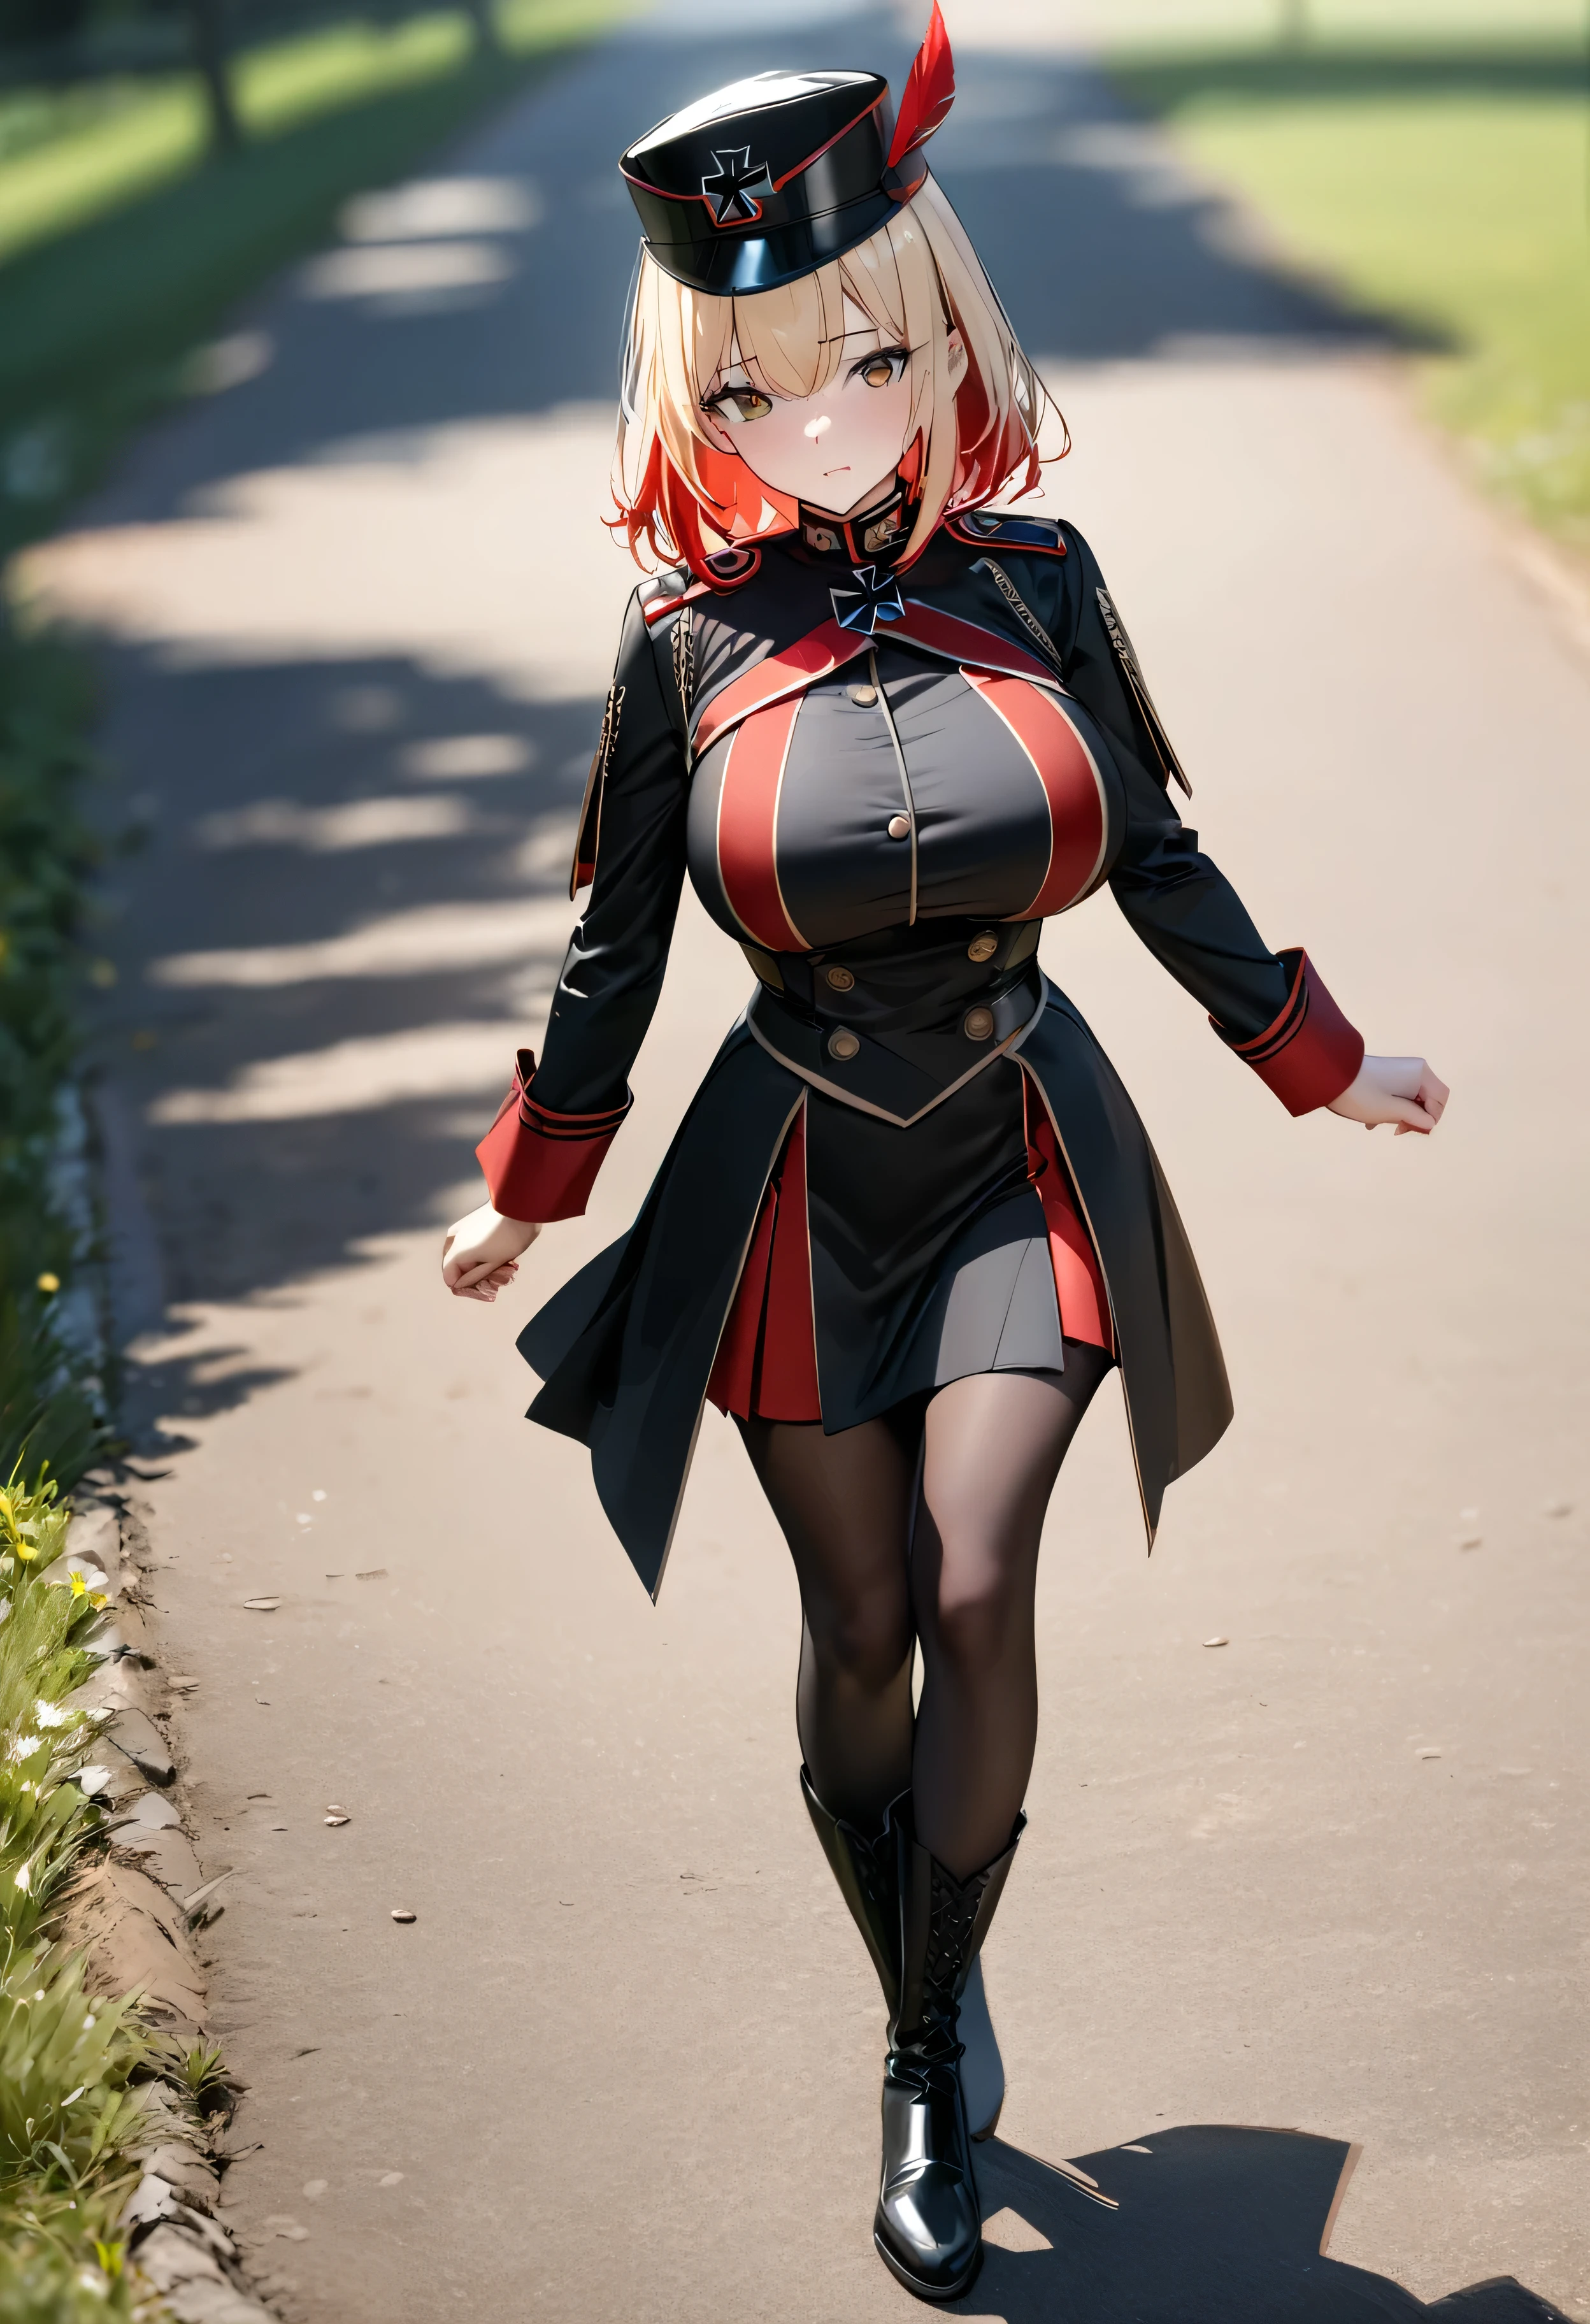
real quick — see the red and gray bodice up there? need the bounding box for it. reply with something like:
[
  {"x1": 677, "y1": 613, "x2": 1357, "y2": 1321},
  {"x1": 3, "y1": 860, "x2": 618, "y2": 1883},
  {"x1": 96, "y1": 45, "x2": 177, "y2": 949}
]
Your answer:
[{"x1": 478, "y1": 512, "x2": 1363, "y2": 1221}]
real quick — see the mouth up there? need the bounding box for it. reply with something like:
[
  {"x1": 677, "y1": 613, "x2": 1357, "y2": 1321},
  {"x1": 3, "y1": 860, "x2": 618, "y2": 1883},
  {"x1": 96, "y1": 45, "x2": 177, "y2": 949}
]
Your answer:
[{"x1": 823, "y1": 464, "x2": 850, "y2": 477}]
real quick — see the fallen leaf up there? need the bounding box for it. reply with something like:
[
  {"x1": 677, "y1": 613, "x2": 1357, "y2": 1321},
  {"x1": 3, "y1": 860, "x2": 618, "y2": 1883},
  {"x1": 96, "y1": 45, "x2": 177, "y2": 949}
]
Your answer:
[
  {"x1": 168, "y1": 1675, "x2": 200, "y2": 1692},
  {"x1": 1417, "y1": 1747, "x2": 1442, "y2": 1760},
  {"x1": 1203, "y1": 1635, "x2": 1228, "y2": 1649},
  {"x1": 355, "y1": 1568, "x2": 388, "y2": 1582},
  {"x1": 324, "y1": 1814, "x2": 350, "y2": 1827},
  {"x1": 378, "y1": 2172, "x2": 404, "y2": 2188},
  {"x1": 390, "y1": 1908, "x2": 416, "y2": 1923},
  {"x1": 243, "y1": 1597, "x2": 280, "y2": 1612},
  {"x1": 182, "y1": 1872, "x2": 233, "y2": 1923}
]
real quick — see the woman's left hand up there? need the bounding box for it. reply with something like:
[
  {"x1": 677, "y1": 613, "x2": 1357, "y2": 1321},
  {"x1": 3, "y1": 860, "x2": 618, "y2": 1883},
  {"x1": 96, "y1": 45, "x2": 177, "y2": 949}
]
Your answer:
[{"x1": 1328, "y1": 1055, "x2": 1450, "y2": 1136}]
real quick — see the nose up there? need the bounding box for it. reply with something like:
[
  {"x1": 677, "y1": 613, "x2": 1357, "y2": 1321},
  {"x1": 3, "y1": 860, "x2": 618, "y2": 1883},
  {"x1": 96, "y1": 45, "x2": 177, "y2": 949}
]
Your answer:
[{"x1": 803, "y1": 413, "x2": 832, "y2": 441}]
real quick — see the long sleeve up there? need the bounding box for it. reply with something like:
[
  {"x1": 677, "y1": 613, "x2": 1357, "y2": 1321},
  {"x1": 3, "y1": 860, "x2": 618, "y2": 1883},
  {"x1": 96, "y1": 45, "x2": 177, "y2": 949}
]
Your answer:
[
  {"x1": 1047, "y1": 526, "x2": 1364, "y2": 1117},
  {"x1": 476, "y1": 585, "x2": 690, "y2": 1217}
]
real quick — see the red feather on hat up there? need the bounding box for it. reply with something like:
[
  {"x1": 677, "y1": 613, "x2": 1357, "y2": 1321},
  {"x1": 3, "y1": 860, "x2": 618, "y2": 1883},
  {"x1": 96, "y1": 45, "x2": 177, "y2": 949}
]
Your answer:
[{"x1": 885, "y1": 0, "x2": 956, "y2": 173}]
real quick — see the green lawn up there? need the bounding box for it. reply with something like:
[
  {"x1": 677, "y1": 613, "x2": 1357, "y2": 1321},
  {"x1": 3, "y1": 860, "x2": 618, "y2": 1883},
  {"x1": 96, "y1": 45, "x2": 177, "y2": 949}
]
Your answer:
[
  {"x1": 0, "y1": 0, "x2": 635, "y2": 559},
  {"x1": 1108, "y1": 29, "x2": 1590, "y2": 557}
]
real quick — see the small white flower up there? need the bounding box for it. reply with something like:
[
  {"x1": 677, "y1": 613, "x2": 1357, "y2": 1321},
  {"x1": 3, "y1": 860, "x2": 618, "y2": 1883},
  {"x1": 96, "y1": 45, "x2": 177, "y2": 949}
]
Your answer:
[
  {"x1": 33, "y1": 1702, "x2": 70, "y2": 1728},
  {"x1": 8, "y1": 1732, "x2": 46, "y2": 1761},
  {"x1": 14, "y1": 1861, "x2": 31, "y2": 1891}
]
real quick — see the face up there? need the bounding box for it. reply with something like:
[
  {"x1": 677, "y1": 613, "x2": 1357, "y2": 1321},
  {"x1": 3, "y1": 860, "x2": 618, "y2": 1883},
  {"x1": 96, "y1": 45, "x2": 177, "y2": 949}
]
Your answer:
[{"x1": 699, "y1": 299, "x2": 965, "y2": 520}]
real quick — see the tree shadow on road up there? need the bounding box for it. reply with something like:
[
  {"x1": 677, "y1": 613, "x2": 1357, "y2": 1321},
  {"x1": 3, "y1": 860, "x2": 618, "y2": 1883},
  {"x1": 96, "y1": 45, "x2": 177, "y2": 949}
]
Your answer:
[
  {"x1": 964, "y1": 2125, "x2": 1572, "y2": 2323},
  {"x1": 87, "y1": 645, "x2": 598, "y2": 1432}
]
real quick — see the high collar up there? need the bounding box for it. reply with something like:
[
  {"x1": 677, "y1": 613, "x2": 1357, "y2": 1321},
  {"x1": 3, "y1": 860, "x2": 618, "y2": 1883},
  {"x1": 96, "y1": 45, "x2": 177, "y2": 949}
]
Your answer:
[{"x1": 793, "y1": 473, "x2": 917, "y2": 569}]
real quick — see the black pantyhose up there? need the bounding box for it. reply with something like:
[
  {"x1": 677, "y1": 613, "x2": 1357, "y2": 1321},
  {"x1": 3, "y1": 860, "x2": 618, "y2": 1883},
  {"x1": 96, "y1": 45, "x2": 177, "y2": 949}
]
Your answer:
[{"x1": 738, "y1": 1347, "x2": 1112, "y2": 1881}]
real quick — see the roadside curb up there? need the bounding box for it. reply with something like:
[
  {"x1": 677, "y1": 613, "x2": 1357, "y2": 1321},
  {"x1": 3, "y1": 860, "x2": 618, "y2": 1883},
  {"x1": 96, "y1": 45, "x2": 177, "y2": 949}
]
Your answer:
[{"x1": 59, "y1": 1482, "x2": 278, "y2": 2324}]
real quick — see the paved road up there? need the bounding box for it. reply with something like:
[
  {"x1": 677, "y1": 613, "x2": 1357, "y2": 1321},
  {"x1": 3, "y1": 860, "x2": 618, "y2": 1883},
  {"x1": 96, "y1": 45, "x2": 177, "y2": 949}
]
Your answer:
[{"x1": 29, "y1": 3, "x2": 1589, "y2": 2316}]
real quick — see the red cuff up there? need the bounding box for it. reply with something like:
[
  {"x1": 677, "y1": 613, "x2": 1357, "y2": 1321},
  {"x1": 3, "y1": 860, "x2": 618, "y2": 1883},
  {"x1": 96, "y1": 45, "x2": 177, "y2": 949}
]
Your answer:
[
  {"x1": 475, "y1": 1050, "x2": 631, "y2": 1221},
  {"x1": 1212, "y1": 949, "x2": 1364, "y2": 1117}
]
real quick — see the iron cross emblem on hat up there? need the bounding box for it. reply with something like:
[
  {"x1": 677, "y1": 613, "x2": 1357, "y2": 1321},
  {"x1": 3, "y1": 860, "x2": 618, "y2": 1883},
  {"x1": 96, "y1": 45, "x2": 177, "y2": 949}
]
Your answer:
[{"x1": 701, "y1": 148, "x2": 775, "y2": 227}]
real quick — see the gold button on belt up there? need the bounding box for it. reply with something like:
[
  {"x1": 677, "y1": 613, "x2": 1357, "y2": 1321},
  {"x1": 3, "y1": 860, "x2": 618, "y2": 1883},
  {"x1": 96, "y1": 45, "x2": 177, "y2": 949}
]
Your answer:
[
  {"x1": 827, "y1": 1028, "x2": 861, "y2": 1061},
  {"x1": 849, "y1": 683, "x2": 878, "y2": 707},
  {"x1": 966, "y1": 931, "x2": 999, "y2": 963},
  {"x1": 963, "y1": 1006, "x2": 995, "y2": 1043},
  {"x1": 886, "y1": 813, "x2": 911, "y2": 841},
  {"x1": 824, "y1": 965, "x2": 855, "y2": 992}
]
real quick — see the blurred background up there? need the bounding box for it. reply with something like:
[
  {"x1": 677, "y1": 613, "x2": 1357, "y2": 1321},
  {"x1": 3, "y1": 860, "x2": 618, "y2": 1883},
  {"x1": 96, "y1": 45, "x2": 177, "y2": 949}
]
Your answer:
[
  {"x1": 1, "y1": 0, "x2": 1586, "y2": 561},
  {"x1": 1, "y1": 3, "x2": 1587, "y2": 2318}
]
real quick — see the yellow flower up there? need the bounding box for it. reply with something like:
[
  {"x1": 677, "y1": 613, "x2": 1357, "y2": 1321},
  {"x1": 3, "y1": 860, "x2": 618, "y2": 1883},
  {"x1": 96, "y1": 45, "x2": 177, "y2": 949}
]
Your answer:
[
  {"x1": 69, "y1": 1570, "x2": 86, "y2": 1598},
  {"x1": 36, "y1": 1273, "x2": 60, "y2": 1295},
  {"x1": 90, "y1": 1591, "x2": 108, "y2": 1609},
  {"x1": 15, "y1": 1544, "x2": 38, "y2": 1563}
]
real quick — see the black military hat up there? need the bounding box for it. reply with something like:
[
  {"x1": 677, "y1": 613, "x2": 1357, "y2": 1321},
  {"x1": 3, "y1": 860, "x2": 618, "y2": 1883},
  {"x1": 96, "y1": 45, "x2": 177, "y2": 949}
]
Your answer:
[{"x1": 620, "y1": 3, "x2": 954, "y2": 296}]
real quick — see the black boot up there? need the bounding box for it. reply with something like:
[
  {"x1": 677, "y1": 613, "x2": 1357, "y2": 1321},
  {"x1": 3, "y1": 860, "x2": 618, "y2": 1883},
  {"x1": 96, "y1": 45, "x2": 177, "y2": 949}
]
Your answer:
[
  {"x1": 873, "y1": 1812, "x2": 1024, "y2": 2302},
  {"x1": 799, "y1": 1765, "x2": 906, "y2": 2018},
  {"x1": 800, "y1": 1768, "x2": 1007, "y2": 2139}
]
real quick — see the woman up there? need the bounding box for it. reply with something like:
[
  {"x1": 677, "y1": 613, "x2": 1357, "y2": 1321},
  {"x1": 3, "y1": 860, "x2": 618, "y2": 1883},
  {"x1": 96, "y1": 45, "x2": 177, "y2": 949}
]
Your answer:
[{"x1": 441, "y1": 10, "x2": 1447, "y2": 2300}]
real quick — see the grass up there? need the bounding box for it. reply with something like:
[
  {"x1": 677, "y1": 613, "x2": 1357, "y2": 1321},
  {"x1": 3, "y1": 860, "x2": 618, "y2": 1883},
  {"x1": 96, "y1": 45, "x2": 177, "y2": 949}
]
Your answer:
[
  {"x1": 0, "y1": 0, "x2": 635, "y2": 557},
  {"x1": 1108, "y1": 23, "x2": 1590, "y2": 554},
  {"x1": 0, "y1": 622, "x2": 113, "y2": 1498},
  {"x1": 0, "y1": 1464, "x2": 154, "y2": 2318}
]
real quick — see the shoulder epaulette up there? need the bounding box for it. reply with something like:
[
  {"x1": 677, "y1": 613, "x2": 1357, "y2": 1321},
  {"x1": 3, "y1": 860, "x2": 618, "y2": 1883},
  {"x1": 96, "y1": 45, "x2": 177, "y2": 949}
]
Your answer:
[
  {"x1": 948, "y1": 510, "x2": 1067, "y2": 558},
  {"x1": 639, "y1": 543, "x2": 763, "y2": 626},
  {"x1": 638, "y1": 567, "x2": 694, "y2": 626}
]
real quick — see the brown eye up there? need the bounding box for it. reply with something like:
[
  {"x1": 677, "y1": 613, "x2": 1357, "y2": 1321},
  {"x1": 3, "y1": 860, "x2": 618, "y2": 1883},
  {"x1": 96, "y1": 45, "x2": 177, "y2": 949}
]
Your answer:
[
  {"x1": 706, "y1": 386, "x2": 772, "y2": 425},
  {"x1": 863, "y1": 359, "x2": 894, "y2": 388}
]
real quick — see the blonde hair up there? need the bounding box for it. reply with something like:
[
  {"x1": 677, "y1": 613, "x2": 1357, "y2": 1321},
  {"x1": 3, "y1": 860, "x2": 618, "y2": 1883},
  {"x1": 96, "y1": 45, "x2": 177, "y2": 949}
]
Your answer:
[{"x1": 612, "y1": 175, "x2": 1063, "y2": 578}]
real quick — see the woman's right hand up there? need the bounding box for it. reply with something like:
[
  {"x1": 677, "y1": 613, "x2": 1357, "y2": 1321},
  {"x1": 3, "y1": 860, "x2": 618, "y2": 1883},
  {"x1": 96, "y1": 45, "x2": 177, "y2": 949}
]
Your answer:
[{"x1": 441, "y1": 1203, "x2": 542, "y2": 1302}]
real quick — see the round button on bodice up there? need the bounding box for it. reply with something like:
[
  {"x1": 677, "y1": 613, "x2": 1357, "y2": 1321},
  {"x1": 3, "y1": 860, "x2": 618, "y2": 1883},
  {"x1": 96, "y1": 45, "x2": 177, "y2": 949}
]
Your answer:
[
  {"x1": 967, "y1": 932, "x2": 999, "y2": 963},
  {"x1": 963, "y1": 1006, "x2": 996, "y2": 1043},
  {"x1": 824, "y1": 965, "x2": 856, "y2": 993},
  {"x1": 886, "y1": 813, "x2": 912, "y2": 841},
  {"x1": 827, "y1": 1028, "x2": 861, "y2": 1062},
  {"x1": 849, "y1": 683, "x2": 878, "y2": 707}
]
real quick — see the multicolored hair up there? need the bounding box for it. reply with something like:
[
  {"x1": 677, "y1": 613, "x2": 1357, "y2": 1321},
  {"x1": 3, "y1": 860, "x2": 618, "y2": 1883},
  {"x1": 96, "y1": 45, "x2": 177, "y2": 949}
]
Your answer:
[{"x1": 610, "y1": 173, "x2": 1065, "y2": 582}]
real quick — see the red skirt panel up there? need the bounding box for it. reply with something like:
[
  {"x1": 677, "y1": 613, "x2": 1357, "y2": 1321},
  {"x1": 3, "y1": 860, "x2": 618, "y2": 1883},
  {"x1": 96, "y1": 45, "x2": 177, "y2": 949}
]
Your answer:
[
  {"x1": 1022, "y1": 1073, "x2": 1114, "y2": 1359},
  {"x1": 705, "y1": 1100, "x2": 822, "y2": 1422},
  {"x1": 706, "y1": 1076, "x2": 1112, "y2": 1426}
]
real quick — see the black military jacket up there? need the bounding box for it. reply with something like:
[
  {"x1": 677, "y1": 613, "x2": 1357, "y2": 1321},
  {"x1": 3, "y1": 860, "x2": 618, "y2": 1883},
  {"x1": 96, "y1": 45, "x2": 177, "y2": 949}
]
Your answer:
[{"x1": 482, "y1": 512, "x2": 1363, "y2": 1594}]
